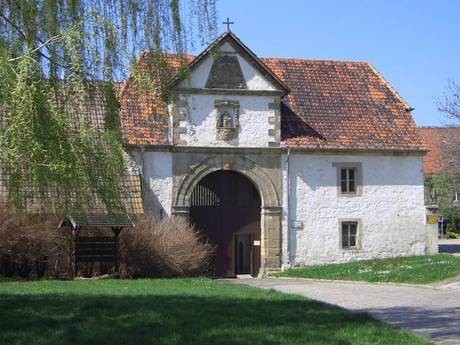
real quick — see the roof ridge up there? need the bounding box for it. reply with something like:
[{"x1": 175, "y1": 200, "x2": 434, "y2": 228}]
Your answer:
[
  {"x1": 140, "y1": 51, "x2": 370, "y2": 65},
  {"x1": 419, "y1": 125, "x2": 460, "y2": 129},
  {"x1": 139, "y1": 50, "x2": 196, "y2": 58},
  {"x1": 261, "y1": 56, "x2": 369, "y2": 64}
]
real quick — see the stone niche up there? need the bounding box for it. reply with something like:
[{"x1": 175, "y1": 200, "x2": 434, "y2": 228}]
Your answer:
[{"x1": 215, "y1": 100, "x2": 240, "y2": 141}]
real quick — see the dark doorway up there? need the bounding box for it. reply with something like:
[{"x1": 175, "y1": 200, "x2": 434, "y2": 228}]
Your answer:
[
  {"x1": 235, "y1": 234, "x2": 252, "y2": 275},
  {"x1": 190, "y1": 170, "x2": 261, "y2": 277}
]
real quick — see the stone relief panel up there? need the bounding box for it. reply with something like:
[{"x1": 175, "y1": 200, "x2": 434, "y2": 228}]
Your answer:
[{"x1": 215, "y1": 100, "x2": 239, "y2": 141}]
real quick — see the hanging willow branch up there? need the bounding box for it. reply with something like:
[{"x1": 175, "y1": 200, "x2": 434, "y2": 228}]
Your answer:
[
  {"x1": 0, "y1": 0, "x2": 217, "y2": 214},
  {"x1": 7, "y1": 33, "x2": 64, "y2": 62}
]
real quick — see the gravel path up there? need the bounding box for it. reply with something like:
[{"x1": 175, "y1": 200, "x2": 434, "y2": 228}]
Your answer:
[{"x1": 228, "y1": 278, "x2": 460, "y2": 345}]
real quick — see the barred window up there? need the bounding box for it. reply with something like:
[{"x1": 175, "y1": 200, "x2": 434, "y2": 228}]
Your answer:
[{"x1": 341, "y1": 222, "x2": 358, "y2": 249}]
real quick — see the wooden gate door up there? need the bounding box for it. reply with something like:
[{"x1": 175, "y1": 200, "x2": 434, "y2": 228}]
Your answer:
[{"x1": 190, "y1": 170, "x2": 261, "y2": 277}]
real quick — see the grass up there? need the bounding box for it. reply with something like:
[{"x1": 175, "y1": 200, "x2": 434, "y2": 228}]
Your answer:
[
  {"x1": 0, "y1": 278, "x2": 431, "y2": 345},
  {"x1": 277, "y1": 254, "x2": 460, "y2": 284}
]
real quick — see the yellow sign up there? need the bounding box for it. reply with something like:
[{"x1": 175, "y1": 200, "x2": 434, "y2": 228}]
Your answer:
[{"x1": 426, "y1": 215, "x2": 438, "y2": 224}]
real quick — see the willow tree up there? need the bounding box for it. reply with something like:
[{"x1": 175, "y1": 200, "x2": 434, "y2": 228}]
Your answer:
[{"x1": 0, "y1": 0, "x2": 217, "y2": 214}]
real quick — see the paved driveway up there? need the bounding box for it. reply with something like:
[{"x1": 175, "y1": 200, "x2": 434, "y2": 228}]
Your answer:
[{"x1": 230, "y1": 278, "x2": 460, "y2": 345}]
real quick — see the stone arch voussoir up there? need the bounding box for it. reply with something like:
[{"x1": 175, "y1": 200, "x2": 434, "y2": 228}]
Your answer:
[{"x1": 174, "y1": 155, "x2": 279, "y2": 209}]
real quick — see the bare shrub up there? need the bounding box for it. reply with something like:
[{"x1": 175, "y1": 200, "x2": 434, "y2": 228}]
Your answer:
[
  {"x1": 0, "y1": 209, "x2": 71, "y2": 278},
  {"x1": 120, "y1": 216, "x2": 214, "y2": 278}
]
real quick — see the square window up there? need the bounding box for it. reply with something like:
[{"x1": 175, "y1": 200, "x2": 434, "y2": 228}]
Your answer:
[
  {"x1": 340, "y1": 168, "x2": 356, "y2": 193},
  {"x1": 334, "y1": 163, "x2": 362, "y2": 197},
  {"x1": 341, "y1": 222, "x2": 358, "y2": 249}
]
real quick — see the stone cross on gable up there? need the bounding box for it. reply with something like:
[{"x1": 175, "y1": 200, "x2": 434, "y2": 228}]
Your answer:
[{"x1": 223, "y1": 17, "x2": 234, "y2": 31}]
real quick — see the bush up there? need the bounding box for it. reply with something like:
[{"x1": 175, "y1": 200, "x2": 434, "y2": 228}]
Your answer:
[
  {"x1": 447, "y1": 231, "x2": 460, "y2": 239},
  {"x1": 0, "y1": 209, "x2": 71, "y2": 279},
  {"x1": 120, "y1": 216, "x2": 214, "y2": 278},
  {"x1": 0, "y1": 211, "x2": 214, "y2": 279}
]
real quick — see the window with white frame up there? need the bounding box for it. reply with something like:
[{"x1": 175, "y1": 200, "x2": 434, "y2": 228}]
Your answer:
[{"x1": 341, "y1": 221, "x2": 358, "y2": 249}]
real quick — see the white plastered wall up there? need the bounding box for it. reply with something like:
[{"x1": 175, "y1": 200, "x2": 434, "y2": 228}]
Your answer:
[
  {"x1": 176, "y1": 94, "x2": 276, "y2": 147},
  {"x1": 132, "y1": 151, "x2": 173, "y2": 217},
  {"x1": 282, "y1": 153, "x2": 430, "y2": 266}
]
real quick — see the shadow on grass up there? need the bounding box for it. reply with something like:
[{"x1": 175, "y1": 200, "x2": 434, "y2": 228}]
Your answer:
[{"x1": 0, "y1": 291, "x2": 427, "y2": 345}]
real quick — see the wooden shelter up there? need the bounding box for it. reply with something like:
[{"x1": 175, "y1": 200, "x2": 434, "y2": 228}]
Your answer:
[{"x1": 59, "y1": 213, "x2": 134, "y2": 276}]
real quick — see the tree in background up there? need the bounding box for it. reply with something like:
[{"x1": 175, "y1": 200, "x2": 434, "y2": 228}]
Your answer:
[
  {"x1": 438, "y1": 80, "x2": 460, "y2": 169},
  {"x1": 439, "y1": 80, "x2": 460, "y2": 124},
  {"x1": 426, "y1": 174, "x2": 460, "y2": 233},
  {"x1": 433, "y1": 80, "x2": 460, "y2": 235},
  {"x1": 0, "y1": 0, "x2": 217, "y2": 214}
]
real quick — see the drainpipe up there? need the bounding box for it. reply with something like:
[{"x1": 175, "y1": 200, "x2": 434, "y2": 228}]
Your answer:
[
  {"x1": 285, "y1": 147, "x2": 291, "y2": 267},
  {"x1": 139, "y1": 145, "x2": 146, "y2": 211}
]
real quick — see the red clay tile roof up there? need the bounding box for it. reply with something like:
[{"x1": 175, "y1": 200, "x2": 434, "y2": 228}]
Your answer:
[
  {"x1": 120, "y1": 53, "x2": 426, "y2": 151},
  {"x1": 419, "y1": 126, "x2": 460, "y2": 175},
  {"x1": 120, "y1": 53, "x2": 193, "y2": 145},
  {"x1": 262, "y1": 58, "x2": 425, "y2": 150}
]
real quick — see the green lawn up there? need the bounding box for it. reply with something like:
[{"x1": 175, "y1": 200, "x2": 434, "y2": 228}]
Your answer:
[
  {"x1": 277, "y1": 254, "x2": 460, "y2": 284},
  {"x1": 0, "y1": 278, "x2": 431, "y2": 345}
]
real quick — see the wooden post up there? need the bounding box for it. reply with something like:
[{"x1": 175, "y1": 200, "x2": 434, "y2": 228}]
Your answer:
[
  {"x1": 112, "y1": 227, "x2": 122, "y2": 273},
  {"x1": 72, "y1": 227, "x2": 79, "y2": 278}
]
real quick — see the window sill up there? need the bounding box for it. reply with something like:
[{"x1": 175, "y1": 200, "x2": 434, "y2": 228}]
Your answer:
[
  {"x1": 338, "y1": 192, "x2": 361, "y2": 197},
  {"x1": 341, "y1": 247, "x2": 362, "y2": 253}
]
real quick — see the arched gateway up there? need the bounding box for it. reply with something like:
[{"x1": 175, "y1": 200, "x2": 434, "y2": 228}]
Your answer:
[
  {"x1": 171, "y1": 153, "x2": 283, "y2": 277},
  {"x1": 190, "y1": 170, "x2": 261, "y2": 277}
]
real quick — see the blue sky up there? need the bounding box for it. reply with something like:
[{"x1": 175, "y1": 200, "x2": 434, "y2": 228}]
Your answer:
[{"x1": 194, "y1": 0, "x2": 460, "y2": 126}]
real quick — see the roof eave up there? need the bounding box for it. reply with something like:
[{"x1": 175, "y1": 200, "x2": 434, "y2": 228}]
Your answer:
[{"x1": 286, "y1": 145, "x2": 429, "y2": 155}]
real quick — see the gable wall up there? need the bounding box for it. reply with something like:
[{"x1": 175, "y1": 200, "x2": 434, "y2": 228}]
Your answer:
[
  {"x1": 180, "y1": 43, "x2": 277, "y2": 90},
  {"x1": 172, "y1": 38, "x2": 284, "y2": 148},
  {"x1": 173, "y1": 93, "x2": 279, "y2": 147},
  {"x1": 281, "y1": 153, "x2": 433, "y2": 266}
]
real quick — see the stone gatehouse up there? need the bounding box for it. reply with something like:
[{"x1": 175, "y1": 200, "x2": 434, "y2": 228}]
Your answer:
[{"x1": 120, "y1": 31, "x2": 436, "y2": 277}]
